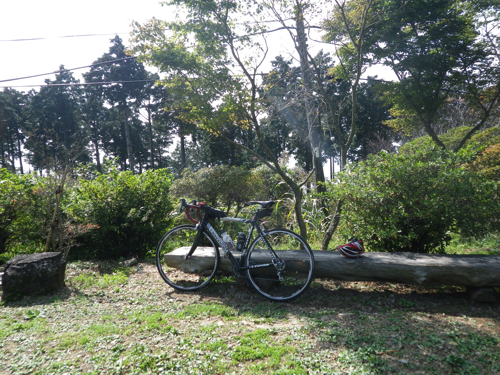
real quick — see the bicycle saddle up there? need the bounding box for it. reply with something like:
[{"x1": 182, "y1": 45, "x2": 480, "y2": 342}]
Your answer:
[{"x1": 244, "y1": 200, "x2": 276, "y2": 209}]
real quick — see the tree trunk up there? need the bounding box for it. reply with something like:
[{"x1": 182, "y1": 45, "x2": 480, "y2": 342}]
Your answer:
[
  {"x1": 92, "y1": 120, "x2": 102, "y2": 173},
  {"x1": 321, "y1": 200, "x2": 342, "y2": 250},
  {"x1": 164, "y1": 248, "x2": 500, "y2": 288},
  {"x1": 295, "y1": 1, "x2": 326, "y2": 195},
  {"x1": 179, "y1": 126, "x2": 186, "y2": 172},
  {"x1": 122, "y1": 106, "x2": 134, "y2": 172},
  {"x1": 17, "y1": 129, "x2": 23, "y2": 174},
  {"x1": 147, "y1": 104, "x2": 155, "y2": 170}
]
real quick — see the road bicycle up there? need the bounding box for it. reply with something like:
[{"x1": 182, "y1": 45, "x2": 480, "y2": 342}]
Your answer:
[{"x1": 156, "y1": 199, "x2": 315, "y2": 301}]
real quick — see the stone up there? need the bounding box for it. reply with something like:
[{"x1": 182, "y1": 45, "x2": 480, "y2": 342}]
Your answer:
[
  {"x1": 123, "y1": 258, "x2": 138, "y2": 267},
  {"x1": 1, "y1": 252, "x2": 66, "y2": 301}
]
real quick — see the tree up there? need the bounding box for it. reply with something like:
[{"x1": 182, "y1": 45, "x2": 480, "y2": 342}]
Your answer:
[
  {"x1": 330, "y1": 146, "x2": 500, "y2": 253},
  {"x1": 84, "y1": 36, "x2": 149, "y2": 172},
  {"x1": 304, "y1": 0, "x2": 386, "y2": 248},
  {"x1": 261, "y1": 55, "x2": 315, "y2": 171},
  {"x1": 0, "y1": 88, "x2": 27, "y2": 173},
  {"x1": 25, "y1": 67, "x2": 88, "y2": 172},
  {"x1": 80, "y1": 84, "x2": 110, "y2": 173},
  {"x1": 371, "y1": 0, "x2": 500, "y2": 151},
  {"x1": 131, "y1": 1, "x2": 314, "y2": 238}
]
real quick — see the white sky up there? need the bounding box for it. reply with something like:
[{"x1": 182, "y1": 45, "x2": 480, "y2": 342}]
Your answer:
[
  {"x1": 1, "y1": 0, "x2": 393, "y2": 175},
  {"x1": 1, "y1": 0, "x2": 393, "y2": 92},
  {"x1": 0, "y1": 0, "x2": 171, "y2": 91}
]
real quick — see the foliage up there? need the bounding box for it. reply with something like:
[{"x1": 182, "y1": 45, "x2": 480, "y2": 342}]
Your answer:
[
  {"x1": 65, "y1": 164, "x2": 174, "y2": 259},
  {"x1": 371, "y1": 0, "x2": 500, "y2": 150},
  {"x1": 171, "y1": 166, "x2": 255, "y2": 212},
  {"x1": 0, "y1": 169, "x2": 42, "y2": 257},
  {"x1": 0, "y1": 88, "x2": 27, "y2": 173},
  {"x1": 0, "y1": 168, "x2": 95, "y2": 264},
  {"x1": 328, "y1": 147, "x2": 500, "y2": 253},
  {"x1": 468, "y1": 143, "x2": 500, "y2": 181},
  {"x1": 399, "y1": 126, "x2": 500, "y2": 155},
  {"x1": 25, "y1": 67, "x2": 89, "y2": 170}
]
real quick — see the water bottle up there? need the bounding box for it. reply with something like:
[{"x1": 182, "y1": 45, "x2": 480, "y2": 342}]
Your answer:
[
  {"x1": 236, "y1": 232, "x2": 246, "y2": 252},
  {"x1": 220, "y1": 230, "x2": 235, "y2": 250}
]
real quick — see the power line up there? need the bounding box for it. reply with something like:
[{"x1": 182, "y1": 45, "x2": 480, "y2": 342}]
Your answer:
[
  {"x1": 0, "y1": 33, "x2": 127, "y2": 42},
  {"x1": 0, "y1": 57, "x2": 138, "y2": 84},
  {"x1": 0, "y1": 80, "x2": 156, "y2": 89}
]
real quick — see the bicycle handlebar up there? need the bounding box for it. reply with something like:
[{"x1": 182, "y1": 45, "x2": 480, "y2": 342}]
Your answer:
[
  {"x1": 178, "y1": 198, "x2": 206, "y2": 223},
  {"x1": 178, "y1": 198, "x2": 276, "y2": 224}
]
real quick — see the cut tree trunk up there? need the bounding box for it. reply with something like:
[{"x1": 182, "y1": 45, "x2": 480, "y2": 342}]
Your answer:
[{"x1": 164, "y1": 248, "x2": 500, "y2": 288}]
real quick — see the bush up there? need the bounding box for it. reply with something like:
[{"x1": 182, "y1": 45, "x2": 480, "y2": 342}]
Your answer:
[
  {"x1": 65, "y1": 166, "x2": 174, "y2": 259},
  {"x1": 171, "y1": 166, "x2": 255, "y2": 213},
  {"x1": 170, "y1": 164, "x2": 306, "y2": 233},
  {"x1": 467, "y1": 143, "x2": 500, "y2": 181},
  {"x1": 0, "y1": 169, "x2": 46, "y2": 261},
  {"x1": 399, "y1": 126, "x2": 500, "y2": 155},
  {"x1": 330, "y1": 147, "x2": 500, "y2": 253}
]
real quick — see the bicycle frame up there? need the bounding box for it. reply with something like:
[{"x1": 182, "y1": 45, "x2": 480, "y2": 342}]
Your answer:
[
  {"x1": 190, "y1": 215, "x2": 280, "y2": 277},
  {"x1": 158, "y1": 199, "x2": 315, "y2": 300}
]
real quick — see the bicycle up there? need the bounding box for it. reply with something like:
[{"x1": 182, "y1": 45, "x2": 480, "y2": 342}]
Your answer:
[{"x1": 156, "y1": 199, "x2": 315, "y2": 301}]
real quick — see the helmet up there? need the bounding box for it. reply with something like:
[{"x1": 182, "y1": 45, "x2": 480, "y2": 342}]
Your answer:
[{"x1": 337, "y1": 238, "x2": 365, "y2": 258}]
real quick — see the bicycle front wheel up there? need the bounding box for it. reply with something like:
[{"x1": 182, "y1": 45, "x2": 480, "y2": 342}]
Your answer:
[
  {"x1": 246, "y1": 229, "x2": 314, "y2": 301},
  {"x1": 156, "y1": 224, "x2": 220, "y2": 291}
]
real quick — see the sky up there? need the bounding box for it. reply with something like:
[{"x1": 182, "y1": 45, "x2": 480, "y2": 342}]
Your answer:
[
  {"x1": 0, "y1": 0, "x2": 310, "y2": 91},
  {"x1": 0, "y1": 0, "x2": 172, "y2": 90},
  {"x1": 0, "y1": 0, "x2": 393, "y2": 90},
  {"x1": 1, "y1": 0, "x2": 393, "y2": 175}
]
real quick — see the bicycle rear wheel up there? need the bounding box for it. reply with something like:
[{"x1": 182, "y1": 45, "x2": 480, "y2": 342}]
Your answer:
[
  {"x1": 156, "y1": 224, "x2": 220, "y2": 291},
  {"x1": 245, "y1": 229, "x2": 314, "y2": 301}
]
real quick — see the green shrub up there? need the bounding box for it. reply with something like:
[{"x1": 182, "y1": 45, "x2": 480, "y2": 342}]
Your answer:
[
  {"x1": 330, "y1": 147, "x2": 500, "y2": 253},
  {"x1": 65, "y1": 166, "x2": 174, "y2": 259},
  {"x1": 0, "y1": 169, "x2": 46, "y2": 260},
  {"x1": 467, "y1": 143, "x2": 500, "y2": 181},
  {"x1": 171, "y1": 166, "x2": 256, "y2": 213},
  {"x1": 399, "y1": 126, "x2": 500, "y2": 155},
  {"x1": 169, "y1": 164, "x2": 304, "y2": 234}
]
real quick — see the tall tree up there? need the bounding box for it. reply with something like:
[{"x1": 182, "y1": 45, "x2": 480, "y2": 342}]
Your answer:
[
  {"x1": 320, "y1": 0, "x2": 384, "y2": 168},
  {"x1": 81, "y1": 84, "x2": 110, "y2": 173},
  {"x1": 84, "y1": 36, "x2": 149, "y2": 172},
  {"x1": 264, "y1": 1, "x2": 330, "y2": 198},
  {"x1": 0, "y1": 88, "x2": 27, "y2": 173},
  {"x1": 25, "y1": 67, "x2": 87, "y2": 171},
  {"x1": 261, "y1": 56, "x2": 314, "y2": 170},
  {"x1": 131, "y1": 1, "x2": 315, "y2": 238},
  {"x1": 371, "y1": 0, "x2": 500, "y2": 151}
]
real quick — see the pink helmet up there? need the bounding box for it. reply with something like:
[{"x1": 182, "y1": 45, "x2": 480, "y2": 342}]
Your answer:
[{"x1": 337, "y1": 238, "x2": 365, "y2": 258}]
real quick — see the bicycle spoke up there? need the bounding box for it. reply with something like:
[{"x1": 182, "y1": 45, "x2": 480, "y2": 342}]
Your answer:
[
  {"x1": 156, "y1": 225, "x2": 220, "y2": 291},
  {"x1": 246, "y1": 229, "x2": 314, "y2": 301}
]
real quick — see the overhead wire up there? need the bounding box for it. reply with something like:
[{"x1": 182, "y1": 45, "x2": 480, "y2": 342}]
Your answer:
[
  {"x1": 0, "y1": 57, "x2": 139, "y2": 84},
  {"x1": 0, "y1": 33, "x2": 127, "y2": 42},
  {"x1": 1, "y1": 80, "x2": 157, "y2": 88}
]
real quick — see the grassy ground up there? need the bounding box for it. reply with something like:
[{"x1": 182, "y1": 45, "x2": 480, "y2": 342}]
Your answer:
[{"x1": 1, "y1": 259, "x2": 499, "y2": 375}]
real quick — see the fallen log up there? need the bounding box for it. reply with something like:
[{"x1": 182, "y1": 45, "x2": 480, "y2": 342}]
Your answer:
[{"x1": 164, "y1": 248, "x2": 500, "y2": 288}]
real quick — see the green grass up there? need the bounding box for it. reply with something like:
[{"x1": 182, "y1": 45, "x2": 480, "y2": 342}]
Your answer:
[
  {"x1": 1, "y1": 260, "x2": 499, "y2": 374},
  {"x1": 71, "y1": 268, "x2": 130, "y2": 289},
  {"x1": 445, "y1": 233, "x2": 500, "y2": 255}
]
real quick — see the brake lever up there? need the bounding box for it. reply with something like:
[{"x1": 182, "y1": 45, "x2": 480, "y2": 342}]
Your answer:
[{"x1": 178, "y1": 198, "x2": 186, "y2": 214}]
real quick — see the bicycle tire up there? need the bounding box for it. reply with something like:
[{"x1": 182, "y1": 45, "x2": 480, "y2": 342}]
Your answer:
[
  {"x1": 156, "y1": 224, "x2": 220, "y2": 291},
  {"x1": 245, "y1": 228, "x2": 314, "y2": 301}
]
